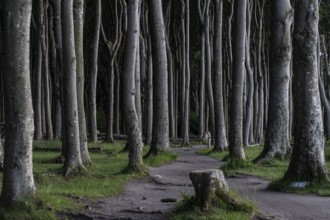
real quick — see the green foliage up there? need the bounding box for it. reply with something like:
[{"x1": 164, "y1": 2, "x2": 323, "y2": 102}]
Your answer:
[
  {"x1": 171, "y1": 191, "x2": 255, "y2": 220},
  {"x1": 0, "y1": 140, "x2": 177, "y2": 219}
]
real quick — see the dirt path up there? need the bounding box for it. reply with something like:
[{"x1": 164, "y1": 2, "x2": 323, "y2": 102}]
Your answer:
[{"x1": 71, "y1": 145, "x2": 330, "y2": 220}]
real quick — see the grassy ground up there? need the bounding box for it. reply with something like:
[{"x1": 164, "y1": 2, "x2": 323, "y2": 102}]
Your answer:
[
  {"x1": 0, "y1": 140, "x2": 177, "y2": 219},
  {"x1": 199, "y1": 145, "x2": 330, "y2": 195},
  {"x1": 171, "y1": 192, "x2": 256, "y2": 220}
]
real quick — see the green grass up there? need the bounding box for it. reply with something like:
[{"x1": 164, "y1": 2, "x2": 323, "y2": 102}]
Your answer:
[
  {"x1": 199, "y1": 145, "x2": 330, "y2": 195},
  {"x1": 171, "y1": 192, "x2": 256, "y2": 220},
  {"x1": 0, "y1": 140, "x2": 178, "y2": 219}
]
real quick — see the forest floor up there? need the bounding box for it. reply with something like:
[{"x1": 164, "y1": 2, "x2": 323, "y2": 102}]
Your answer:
[{"x1": 69, "y1": 145, "x2": 330, "y2": 220}]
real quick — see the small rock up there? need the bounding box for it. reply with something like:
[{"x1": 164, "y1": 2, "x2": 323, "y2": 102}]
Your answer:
[{"x1": 142, "y1": 196, "x2": 147, "y2": 200}]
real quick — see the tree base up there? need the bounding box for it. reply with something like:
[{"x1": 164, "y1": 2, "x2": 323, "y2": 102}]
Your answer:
[
  {"x1": 189, "y1": 169, "x2": 229, "y2": 210},
  {"x1": 253, "y1": 149, "x2": 291, "y2": 164},
  {"x1": 122, "y1": 163, "x2": 148, "y2": 175},
  {"x1": 62, "y1": 164, "x2": 88, "y2": 177}
]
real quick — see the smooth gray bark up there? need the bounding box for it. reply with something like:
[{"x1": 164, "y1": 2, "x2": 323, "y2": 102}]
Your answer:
[
  {"x1": 74, "y1": 0, "x2": 91, "y2": 166},
  {"x1": 61, "y1": 0, "x2": 86, "y2": 176},
  {"x1": 33, "y1": 1, "x2": 43, "y2": 140},
  {"x1": 213, "y1": 0, "x2": 227, "y2": 152},
  {"x1": 254, "y1": 0, "x2": 293, "y2": 163},
  {"x1": 1, "y1": 0, "x2": 37, "y2": 204},
  {"x1": 123, "y1": 0, "x2": 145, "y2": 173},
  {"x1": 283, "y1": 0, "x2": 328, "y2": 182},
  {"x1": 89, "y1": 0, "x2": 101, "y2": 143},
  {"x1": 228, "y1": 0, "x2": 247, "y2": 160},
  {"x1": 147, "y1": 0, "x2": 170, "y2": 155},
  {"x1": 49, "y1": 0, "x2": 63, "y2": 140}
]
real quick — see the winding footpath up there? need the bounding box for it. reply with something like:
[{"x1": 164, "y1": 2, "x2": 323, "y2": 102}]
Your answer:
[{"x1": 72, "y1": 145, "x2": 330, "y2": 220}]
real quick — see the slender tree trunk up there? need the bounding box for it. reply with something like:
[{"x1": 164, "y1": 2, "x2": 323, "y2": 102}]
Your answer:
[
  {"x1": 61, "y1": 0, "x2": 86, "y2": 176},
  {"x1": 213, "y1": 0, "x2": 227, "y2": 152},
  {"x1": 89, "y1": 0, "x2": 101, "y2": 143},
  {"x1": 243, "y1": 0, "x2": 254, "y2": 146},
  {"x1": 1, "y1": 0, "x2": 37, "y2": 205},
  {"x1": 204, "y1": 0, "x2": 215, "y2": 136},
  {"x1": 147, "y1": 0, "x2": 170, "y2": 155},
  {"x1": 145, "y1": 33, "x2": 153, "y2": 145},
  {"x1": 123, "y1": 0, "x2": 145, "y2": 173},
  {"x1": 34, "y1": 1, "x2": 44, "y2": 140},
  {"x1": 49, "y1": 0, "x2": 63, "y2": 140},
  {"x1": 254, "y1": 0, "x2": 293, "y2": 163},
  {"x1": 228, "y1": 0, "x2": 247, "y2": 160},
  {"x1": 283, "y1": 0, "x2": 328, "y2": 182},
  {"x1": 135, "y1": 35, "x2": 143, "y2": 132},
  {"x1": 74, "y1": 0, "x2": 91, "y2": 166},
  {"x1": 319, "y1": 35, "x2": 330, "y2": 140}
]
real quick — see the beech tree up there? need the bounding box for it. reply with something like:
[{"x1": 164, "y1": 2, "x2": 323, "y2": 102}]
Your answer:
[
  {"x1": 213, "y1": 0, "x2": 227, "y2": 152},
  {"x1": 89, "y1": 0, "x2": 101, "y2": 143},
  {"x1": 254, "y1": 0, "x2": 293, "y2": 163},
  {"x1": 283, "y1": 0, "x2": 329, "y2": 182},
  {"x1": 1, "y1": 0, "x2": 37, "y2": 205},
  {"x1": 146, "y1": 0, "x2": 170, "y2": 156},
  {"x1": 61, "y1": 0, "x2": 86, "y2": 176},
  {"x1": 122, "y1": 0, "x2": 145, "y2": 173},
  {"x1": 228, "y1": 0, "x2": 247, "y2": 160},
  {"x1": 74, "y1": 0, "x2": 91, "y2": 166}
]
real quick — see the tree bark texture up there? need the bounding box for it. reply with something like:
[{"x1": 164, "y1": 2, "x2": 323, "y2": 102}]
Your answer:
[
  {"x1": 1, "y1": 0, "x2": 37, "y2": 204},
  {"x1": 61, "y1": 0, "x2": 85, "y2": 176},
  {"x1": 254, "y1": 0, "x2": 293, "y2": 163},
  {"x1": 147, "y1": 0, "x2": 170, "y2": 155},
  {"x1": 74, "y1": 0, "x2": 91, "y2": 166},
  {"x1": 283, "y1": 0, "x2": 328, "y2": 182},
  {"x1": 89, "y1": 0, "x2": 101, "y2": 143},
  {"x1": 213, "y1": 0, "x2": 227, "y2": 151},
  {"x1": 228, "y1": 0, "x2": 247, "y2": 160},
  {"x1": 123, "y1": 0, "x2": 145, "y2": 173},
  {"x1": 49, "y1": 0, "x2": 63, "y2": 140}
]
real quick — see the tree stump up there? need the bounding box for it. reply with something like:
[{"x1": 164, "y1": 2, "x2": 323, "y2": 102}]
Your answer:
[{"x1": 189, "y1": 169, "x2": 228, "y2": 210}]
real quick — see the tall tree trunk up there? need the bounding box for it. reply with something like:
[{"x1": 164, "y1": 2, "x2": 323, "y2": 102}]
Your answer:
[
  {"x1": 147, "y1": 0, "x2": 170, "y2": 155},
  {"x1": 40, "y1": 0, "x2": 54, "y2": 140},
  {"x1": 62, "y1": 0, "x2": 86, "y2": 176},
  {"x1": 145, "y1": 33, "x2": 153, "y2": 145},
  {"x1": 213, "y1": 0, "x2": 227, "y2": 152},
  {"x1": 204, "y1": 0, "x2": 215, "y2": 136},
  {"x1": 33, "y1": 1, "x2": 44, "y2": 140},
  {"x1": 49, "y1": 0, "x2": 63, "y2": 140},
  {"x1": 1, "y1": 0, "x2": 37, "y2": 205},
  {"x1": 135, "y1": 35, "x2": 143, "y2": 132},
  {"x1": 198, "y1": 0, "x2": 207, "y2": 138},
  {"x1": 283, "y1": 0, "x2": 328, "y2": 182},
  {"x1": 89, "y1": 0, "x2": 101, "y2": 143},
  {"x1": 123, "y1": 0, "x2": 145, "y2": 173},
  {"x1": 228, "y1": 0, "x2": 247, "y2": 160},
  {"x1": 254, "y1": 0, "x2": 293, "y2": 163},
  {"x1": 243, "y1": 0, "x2": 254, "y2": 146},
  {"x1": 74, "y1": 0, "x2": 91, "y2": 166},
  {"x1": 319, "y1": 35, "x2": 330, "y2": 140}
]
